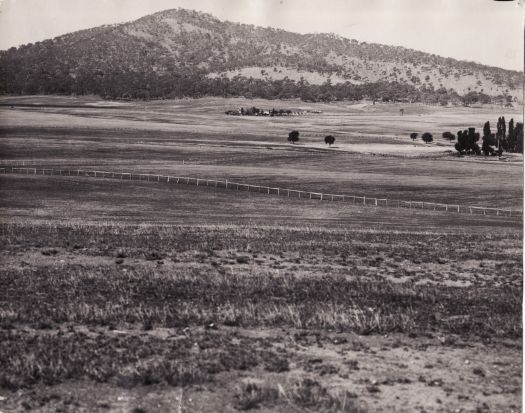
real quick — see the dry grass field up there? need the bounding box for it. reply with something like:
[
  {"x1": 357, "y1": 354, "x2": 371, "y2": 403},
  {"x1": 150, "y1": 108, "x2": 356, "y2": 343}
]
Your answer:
[{"x1": 0, "y1": 96, "x2": 522, "y2": 413}]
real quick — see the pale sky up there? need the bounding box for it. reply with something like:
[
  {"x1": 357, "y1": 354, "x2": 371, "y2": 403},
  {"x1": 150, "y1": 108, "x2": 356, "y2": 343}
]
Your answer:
[{"x1": 0, "y1": 0, "x2": 523, "y2": 71}]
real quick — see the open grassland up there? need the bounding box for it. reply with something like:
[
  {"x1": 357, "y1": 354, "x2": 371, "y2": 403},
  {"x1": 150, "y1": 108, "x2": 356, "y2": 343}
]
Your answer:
[
  {"x1": 0, "y1": 96, "x2": 523, "y2": 208},
  {"x1": 0, "y1": 218, "x2": 522, "y2": 412},
  {"x1": 0, "y1": 175, "x2": 522, "y2": 412},
  {"x1": 0, "y1": 175, "x2": 520, "y2": 230},
  {"x1": 0, "y1": 96, "x2": 522, "y2": 412}
]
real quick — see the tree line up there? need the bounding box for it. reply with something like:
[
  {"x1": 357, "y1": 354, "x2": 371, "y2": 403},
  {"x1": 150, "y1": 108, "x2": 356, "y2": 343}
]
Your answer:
[
  {"x1": 410, "y1": 116, "x2": 523, "y2": 155},
  {"x1": 0, "y1": 61, "x2": 513, "y2": 105}
]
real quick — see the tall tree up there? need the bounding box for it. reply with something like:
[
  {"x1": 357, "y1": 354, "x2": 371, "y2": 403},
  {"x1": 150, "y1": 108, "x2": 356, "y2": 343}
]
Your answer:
[{"x1": 483, "y1": 121, "x2": 491, "y2": 139}]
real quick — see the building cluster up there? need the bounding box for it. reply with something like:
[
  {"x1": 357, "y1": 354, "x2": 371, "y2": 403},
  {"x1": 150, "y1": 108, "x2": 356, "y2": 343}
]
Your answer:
[{"x1": 225, "y1": 107, "x2": 322, "y2": 116}]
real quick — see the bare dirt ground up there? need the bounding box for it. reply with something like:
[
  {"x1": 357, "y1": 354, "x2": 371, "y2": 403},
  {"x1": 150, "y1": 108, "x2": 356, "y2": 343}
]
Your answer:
[{"x1": 0, "y1": 96, "x2": 522, "y2": 413}]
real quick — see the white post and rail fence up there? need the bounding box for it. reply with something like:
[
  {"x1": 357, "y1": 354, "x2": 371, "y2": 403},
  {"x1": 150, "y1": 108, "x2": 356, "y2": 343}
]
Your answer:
[{"x1": 0, "y1": 165, "x2": 520, "y2": 218}]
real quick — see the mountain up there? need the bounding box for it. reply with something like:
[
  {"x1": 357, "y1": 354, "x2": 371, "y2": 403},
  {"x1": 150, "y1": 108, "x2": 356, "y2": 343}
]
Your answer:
[{"x1": 0, "y1": 8, "x2": 522, "y2": 104}]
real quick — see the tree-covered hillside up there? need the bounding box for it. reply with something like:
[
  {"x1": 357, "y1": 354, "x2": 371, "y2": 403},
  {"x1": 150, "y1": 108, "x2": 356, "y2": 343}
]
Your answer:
[{"x1": 0, "y1": 8, "x2": 522, "y2": 103}]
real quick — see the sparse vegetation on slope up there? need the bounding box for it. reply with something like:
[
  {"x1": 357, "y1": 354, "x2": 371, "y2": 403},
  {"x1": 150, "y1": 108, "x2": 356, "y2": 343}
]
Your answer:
[{"x1": 0, "y1": 8, "x2": 522, "y2": 103}]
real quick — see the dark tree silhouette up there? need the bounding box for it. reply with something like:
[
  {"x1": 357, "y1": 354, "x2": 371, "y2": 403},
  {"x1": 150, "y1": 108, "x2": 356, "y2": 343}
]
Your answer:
[
  {"x1": 483, "y1": 121, "x2": 491, "y2": 139},
  {"x1": 482, "y1": 121, "x2": 496, "y2": 156},
  {"x1": 455, "y1": 128, "x2": 481, "y2": 155},
  {"x1": 442, "y1": 131, "x2": 455, "y2": 141},
  {"x1": 506, "y1": 121, "x2": 524, "y2": 153},
  {"x1": 410, "y1": 132, "x2": 418, "y2": 141},
  {"x1": 421, "y1": 132, "x2": 433, "y2": 144},
  {"x1": 324, "y1": 135, "x2": 335, "y2": 146},
  {"x1": 514, "y1": 122, "x2": 524, "y2": 153},
  {"x1": 288, "y1": 130, "x2": 300, "y2": 144}
]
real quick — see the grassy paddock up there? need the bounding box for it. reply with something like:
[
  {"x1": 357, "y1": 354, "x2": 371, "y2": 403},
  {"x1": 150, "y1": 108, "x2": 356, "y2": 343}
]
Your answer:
[
  {"x1": 1, "y1": 222, "x2": 521, "y2": 337},
  {"x1": 0, "y1": 97, "x2": 522, "y2": 208},
  {"x1": 0, "y1": 97, "x2": 522, "y2": 412},
  {"x1": 0, "y1": 175, "x2": 521, "y2": 230}
]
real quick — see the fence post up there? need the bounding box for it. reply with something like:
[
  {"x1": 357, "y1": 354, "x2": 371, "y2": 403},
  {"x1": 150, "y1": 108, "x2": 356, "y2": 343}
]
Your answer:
[
  {"x1": 375, "y1": 198, "x2": 378, "y2": 206},
  {"x1": 363, "y1": 196, "x2": 366, "y2": 205},
  {"x1": 225, "y1": 180, "x2": 228, "y2": 189}
]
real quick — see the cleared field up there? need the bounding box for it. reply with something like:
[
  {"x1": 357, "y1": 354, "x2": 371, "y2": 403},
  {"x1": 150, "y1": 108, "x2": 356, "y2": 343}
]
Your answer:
[
  {"x1": 0, "y1": 175, "x2": 520, "y2": 229},
  {"x1": 0, "y1": 96, "x2": 522, "y2": 413},
  {"x1": 0, "y1": 96, "x2": 522, "y2": 208}
]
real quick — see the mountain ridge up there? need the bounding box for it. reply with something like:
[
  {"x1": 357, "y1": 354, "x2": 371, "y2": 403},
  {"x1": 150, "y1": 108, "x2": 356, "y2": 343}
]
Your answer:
[{"x1": 0, "y1": 7, "x2": 522, "y2": 104}]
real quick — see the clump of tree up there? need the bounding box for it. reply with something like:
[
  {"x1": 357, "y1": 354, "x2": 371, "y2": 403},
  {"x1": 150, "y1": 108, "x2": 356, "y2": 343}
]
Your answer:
[
  {"x1": 410, "y1": 132, "x2": 418, "y2": 141},
  {"x1": 474, "y1": 116, "x2": 524, "y2": 154},
  {"x1": 421, "y1": 132, "x2": 433, "y2": 144},
  {"x1": 461, "y1": 91, "x2": 491, "y2": 106},
  {"x1": 324, "y1": 135, "x2": 335, "y2": 146},
  {"x1": 448, "y1": 117, "x2": 523, "y2": 156},
  {"x1": 288, "y1": 130, "x2": 300, "y2": 144},
  {"x1": 442, "y1": 131, "x2": 455, "y2": 141},
  {"x1": 455, "y1": 128, "x2": 481, "y2": 155}
]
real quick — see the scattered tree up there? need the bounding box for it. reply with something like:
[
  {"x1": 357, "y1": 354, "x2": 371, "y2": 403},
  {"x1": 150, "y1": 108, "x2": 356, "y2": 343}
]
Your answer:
[
  {"x1": 324, "y1": 135, "x2": 335, "y2": 146},
  {"x1": 442, "y1": 131, "x2": 455, "y2": 141},
  {"x1": 421, "y1": 132, "x2": 433, "y2": 144},
  {"x1": 288, "y1": 130, "x2": 300, "y2": 144},
  {"x1": 410, "y1": 132, "x2": 418, "y2": 141}
]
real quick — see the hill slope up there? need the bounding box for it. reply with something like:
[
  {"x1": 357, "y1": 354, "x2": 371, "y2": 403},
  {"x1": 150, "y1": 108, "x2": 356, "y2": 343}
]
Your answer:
[{"x1": 0, "y1": 8, "x2": 522, "y2": 104}]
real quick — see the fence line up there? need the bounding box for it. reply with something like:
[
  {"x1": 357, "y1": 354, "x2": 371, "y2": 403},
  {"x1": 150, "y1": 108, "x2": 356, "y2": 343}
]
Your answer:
[{"x1": 0, "y1": 166, "x2": 520, "y2": 218}]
